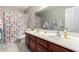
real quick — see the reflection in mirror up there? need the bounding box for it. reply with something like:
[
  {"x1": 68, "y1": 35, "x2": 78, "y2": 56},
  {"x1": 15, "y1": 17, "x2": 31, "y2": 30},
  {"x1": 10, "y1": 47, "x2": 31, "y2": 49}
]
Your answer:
[
  {"x1": 65, "y1": 6, "x2": 79, "y2": 33},
  {"x1": 35, "y1": 6, "x2": 79, "y2": 33},
  {"x1": 36, "y1": 6, "x2": 73, "y2": 31}
]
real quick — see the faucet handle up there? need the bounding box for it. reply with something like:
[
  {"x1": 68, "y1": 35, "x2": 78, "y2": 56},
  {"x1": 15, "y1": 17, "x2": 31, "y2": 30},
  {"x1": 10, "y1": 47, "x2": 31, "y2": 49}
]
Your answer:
[{"x1": 64, "y1": 27, "x2": 68, "y2": 32}]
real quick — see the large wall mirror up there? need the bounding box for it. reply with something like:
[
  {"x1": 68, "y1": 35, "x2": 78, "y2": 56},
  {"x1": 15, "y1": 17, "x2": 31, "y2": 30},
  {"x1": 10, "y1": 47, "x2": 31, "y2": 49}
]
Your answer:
[{"x1": 35, "y1": 6, "x2": 79, "y2": 33}]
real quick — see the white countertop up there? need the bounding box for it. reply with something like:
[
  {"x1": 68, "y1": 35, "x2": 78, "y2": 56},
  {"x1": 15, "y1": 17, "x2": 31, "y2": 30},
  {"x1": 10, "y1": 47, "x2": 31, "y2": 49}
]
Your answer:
[{"x1": 25, "y1": 30, "x2": 79, "y2": 51}]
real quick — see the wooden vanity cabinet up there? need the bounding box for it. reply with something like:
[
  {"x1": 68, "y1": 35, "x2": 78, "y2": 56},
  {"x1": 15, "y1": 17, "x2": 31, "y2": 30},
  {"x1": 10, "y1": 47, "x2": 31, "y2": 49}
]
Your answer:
[
  {"x1": 36, "y1": 38, "x2": 48, "y2": 48},
  {"x1": 29, "y1": 35, "x2": 36, "y2": 52},
  {"x1": 36, "y1": 37, "x2": 48, "y2": 52},
  {"x1": 25, "y1": 33, "x2": 74, "y2": 52},
  {"x1": 25, "y1": 33, "x2": 30, "y2": 47},
  {"x1": 30, "y1": 39, "x2": 36, "y2": 51},
  {"x1": 36, "y1": 43, "x2": 48, "y2": 52},
  {"x1": 30, "y1": 35, "x2": 35, "y2": 41},
  {"x1": 48, "y1": 42, "x2": 74, "y2": 52}
]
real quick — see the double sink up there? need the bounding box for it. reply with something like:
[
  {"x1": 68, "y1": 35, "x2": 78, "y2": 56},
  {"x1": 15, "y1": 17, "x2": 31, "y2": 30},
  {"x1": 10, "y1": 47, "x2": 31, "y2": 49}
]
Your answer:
[{"x1": 29, "y1": 29, "x2": 79, "y2": 41}]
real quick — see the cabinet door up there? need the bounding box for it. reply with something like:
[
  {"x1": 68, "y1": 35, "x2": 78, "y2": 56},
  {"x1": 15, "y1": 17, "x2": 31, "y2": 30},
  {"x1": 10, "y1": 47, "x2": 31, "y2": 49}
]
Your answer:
[
  {"x1": 49, "y1": 42, "x2": 73, "y2": 52},
  {"x1": 48, "y1": 42, "x2": 54, "y2": 52},
  {"x1": 36, "y1": 44, "x2": 48, "y2": 52},
  {"x1": 25, "y1": 34, "x2": 29, "y2": 46},
  {"x1": 30, "y1": 39, "x2": 36, "y2": 52},
  {"x1": 30, "y1": 35, "x2": 35, "y2": 41},
  {"x1": 25, "y1": 37, "x2": 29, "y2": 46},
  {"x1": 36, "y1": 38, "x2": 48, "y2": 48}
]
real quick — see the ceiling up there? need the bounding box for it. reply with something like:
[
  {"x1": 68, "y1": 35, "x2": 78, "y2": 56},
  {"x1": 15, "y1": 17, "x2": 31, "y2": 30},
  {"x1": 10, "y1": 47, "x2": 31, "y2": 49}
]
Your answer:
[{"x1": 0, "y1": 6, "x2": 29, "y2": 12}]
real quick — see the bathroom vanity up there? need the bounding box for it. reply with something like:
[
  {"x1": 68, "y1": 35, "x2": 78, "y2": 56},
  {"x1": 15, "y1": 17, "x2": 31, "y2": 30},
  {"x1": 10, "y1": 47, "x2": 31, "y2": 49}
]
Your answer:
[{"x1": 25, "y1": 30, "x2": 76, "y2": 52}]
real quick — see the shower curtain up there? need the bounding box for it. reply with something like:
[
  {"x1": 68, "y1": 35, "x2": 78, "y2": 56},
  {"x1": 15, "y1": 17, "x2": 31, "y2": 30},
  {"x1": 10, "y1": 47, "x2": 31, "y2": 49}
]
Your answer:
[
  {"x1": 0, "y1": 8, "x2": 27, "y2": 42},
  {"x1": 0, "y1": 9, "x2": 3, "y2": 42}
]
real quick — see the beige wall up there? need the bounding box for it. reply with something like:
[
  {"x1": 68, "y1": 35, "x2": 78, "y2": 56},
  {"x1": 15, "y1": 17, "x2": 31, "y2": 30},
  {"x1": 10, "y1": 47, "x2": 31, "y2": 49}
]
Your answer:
[{"x1": 26, "y1": 6, "x2": 43, "y2": 29}]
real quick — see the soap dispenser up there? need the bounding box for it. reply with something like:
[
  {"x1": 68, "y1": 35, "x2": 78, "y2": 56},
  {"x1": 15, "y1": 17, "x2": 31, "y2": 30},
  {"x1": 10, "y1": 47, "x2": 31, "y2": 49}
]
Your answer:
[{"x1": 64, "y1": 28, "x2": 68, "y2": 39}]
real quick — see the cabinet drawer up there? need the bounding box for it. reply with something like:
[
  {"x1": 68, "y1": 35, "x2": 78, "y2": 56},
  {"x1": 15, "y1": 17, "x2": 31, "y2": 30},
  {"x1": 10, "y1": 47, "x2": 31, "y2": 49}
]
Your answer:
[
  {"x1": 25, "y1": 33, "x2": 29, "y2": 37},
  {"x1": 30, "y1": 35, "x2": 35, "y2": 41},
  {"x1": 36, "y1": 43, "x2": 48, "y2": 52},
  {"x1": 48, "y1": 42, "x2": 54, "y2": 52},
  {"x1": 36, "y1": 38, "x2": 48, "y2": 48},
  {"x1": 30, "y1": 39, "x2": 36, "y2": 52},
  {"x1": 49, "y1": 42, "x2": 73, "y2": 52}
]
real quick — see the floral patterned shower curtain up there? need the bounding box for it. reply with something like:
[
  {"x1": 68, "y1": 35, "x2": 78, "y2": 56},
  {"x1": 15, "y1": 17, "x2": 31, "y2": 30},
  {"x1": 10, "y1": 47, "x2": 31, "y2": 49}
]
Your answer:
[
  {"x1": 0, "y1": 8, "x2": 3, "y2": 42},
  {"x1": 0, "y1": 8, "x2": 26, "y2": 42}
]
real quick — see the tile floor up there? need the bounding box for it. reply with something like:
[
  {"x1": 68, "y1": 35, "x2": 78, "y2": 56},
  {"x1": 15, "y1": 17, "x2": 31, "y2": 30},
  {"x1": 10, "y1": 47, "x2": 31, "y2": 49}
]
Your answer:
[
  {"x1": 0, "y1": 42, "x2": 19, "y2": 52},
  {"x1": 0, "y1": 39, "x2": 31, "y2": 52},
  {"x1": 16, "y1": 39, "x2": 31, "y2": 52}
]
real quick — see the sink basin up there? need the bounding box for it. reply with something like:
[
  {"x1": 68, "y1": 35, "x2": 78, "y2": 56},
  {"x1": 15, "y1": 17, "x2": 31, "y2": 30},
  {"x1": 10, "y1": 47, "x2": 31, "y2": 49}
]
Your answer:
[
  {"x1": 30, "y1": 30, "x2": 79, "y2": 40},
  {"x1": 45, "y1": 33, "x2": 56, "y2": 36}
]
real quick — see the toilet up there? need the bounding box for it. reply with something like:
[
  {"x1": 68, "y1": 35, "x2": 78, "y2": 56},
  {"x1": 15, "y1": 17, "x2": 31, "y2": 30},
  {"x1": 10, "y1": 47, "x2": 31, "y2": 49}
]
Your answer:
[{"x1": 16, "y1": 33, "x2": 26, "y2": 43}]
